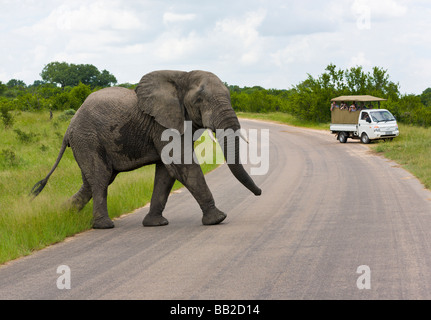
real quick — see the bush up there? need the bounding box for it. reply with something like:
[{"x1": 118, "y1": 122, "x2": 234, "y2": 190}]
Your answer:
[
  {"x1": 58, "y1": 109, "x2": 76, "y2": 121},
  {"x1": 0, "y1": 148, "x2": 21, "y2": 168},
  {"x1": 69, "y1": 82, "x2": 92, "y2": 106},
  {"x1": 14, "y1": 128, "x2": 38, "y2": 143},
  {"x1": 51, "y1": 83, "x2": 92, "y2": 110},
  {"x1": 0, "y1": 105, "x2": 14, "y2": 128}
]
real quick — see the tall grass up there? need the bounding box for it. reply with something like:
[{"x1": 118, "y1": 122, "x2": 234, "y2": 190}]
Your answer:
[
  {"x1": 0, "y1": 111, "x2": 220, "y2": 264},
  {"x1": 371, "y1": 124, "x2": 431, "y2": 189}
]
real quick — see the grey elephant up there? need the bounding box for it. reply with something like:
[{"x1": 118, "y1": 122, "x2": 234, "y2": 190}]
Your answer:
[{"x1": 31, "y1": 70, "x2": 262, "y2": 229}]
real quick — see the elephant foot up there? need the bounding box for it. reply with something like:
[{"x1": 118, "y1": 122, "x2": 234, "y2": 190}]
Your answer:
[
  {"x1": 202, "y1": 208, "x2": 227, "y2": 225},
  {"x1": 143, "y1": 214, "x2": 169, "y2": 227},
  {"x1": 66, "y1": 199, "x2": 85, "y2": 212},
  {"x1": 92, "y1": 217, "x2": 115, "y2": 229}
]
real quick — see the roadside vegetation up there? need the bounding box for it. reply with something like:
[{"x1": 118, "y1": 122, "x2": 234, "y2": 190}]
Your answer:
[
  {"x1": 0, "y1": 61, "x2": 429, "y2": 264},
  {"x1": 228, "y1": 64, "x2": 431, "y2": 127},
  {"x1": 370, "y1": 124, "x2": 431, "y2": 189}
]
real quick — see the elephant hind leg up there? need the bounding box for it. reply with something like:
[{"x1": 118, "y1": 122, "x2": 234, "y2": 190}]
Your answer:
[
  {"x1": 68, "y1": 173, "x2": 92, "y2": 211},
  {"x1": 73, "y1": 156, "x2": 115, "y2": 229}
]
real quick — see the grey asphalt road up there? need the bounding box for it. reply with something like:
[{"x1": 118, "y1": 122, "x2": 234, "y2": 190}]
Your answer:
[{"x1": 1, "y1": 118, "x2": 431, "y2": 300}]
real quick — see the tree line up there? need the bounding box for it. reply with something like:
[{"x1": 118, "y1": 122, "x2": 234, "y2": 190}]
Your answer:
[
  {"x1": 0, "y1": 62, "x2": 133, "y2": 113},
  {"x1": 229, "y1": 64, "x2": 431, "y2": 127},
  {"x1": 1, "y1": 62, "x2": 430, "y2": 127}
]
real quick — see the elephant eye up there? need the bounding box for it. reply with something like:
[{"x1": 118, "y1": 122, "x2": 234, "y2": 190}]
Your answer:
[{"x1": 195, "y1": 97, "x2": 203, "y2": 104}]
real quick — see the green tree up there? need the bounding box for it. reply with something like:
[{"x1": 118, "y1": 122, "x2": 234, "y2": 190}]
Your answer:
[
  {"x1": 345, "y1": 66, "x2": 368, "y2": 94},
  {"x1": 420, "y1": 88, "x2": 431, "y2": 107},
  {"x1": 6, "y1": 79, "x2": 26, "y2": 88},
  {"x1": 50, "y1": 83, "x2": 92, "y2": 110},
  {"x1": 0, "y1": 81, "x2": 7, "y2": 95},
  {"x1": 96, "y1": 69, "x2": 118, "y2": 87},
  {"x1": 40, "y1": 62, "x2": 71, "y2": 88},
  {"x1": 41, "y1": 62, "x2": 117, "y2": 88},
  {"x1": 69, "y1": 83, "x2": 92, "y2": 110},
  {"x1": 281, "y1": 64, "x2": 402, "y2": 122},
  {"x1": 75, "y1": 64, "x2": 99, "y2": 87}
]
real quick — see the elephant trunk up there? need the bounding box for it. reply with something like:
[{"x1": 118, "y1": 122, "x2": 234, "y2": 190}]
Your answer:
[
  {"x1": 214, "y1": 109, "x2": 262, "y2": 196},
  {"x1": 224, "y1": 135, "x2": 262, "y2": 196}
]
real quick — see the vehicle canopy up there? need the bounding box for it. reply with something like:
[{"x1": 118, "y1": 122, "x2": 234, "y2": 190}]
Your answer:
[
  {"x1": 331, "y1": 95, "x2": 387, "y2": 103},
  {"x1": 330, "y1": 95, "x2": 387, "y2": 124}
]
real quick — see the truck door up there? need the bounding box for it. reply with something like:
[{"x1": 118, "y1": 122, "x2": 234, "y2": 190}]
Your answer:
[{"x1": 358, "y1": 111, "x2": 373, "y2": 140}]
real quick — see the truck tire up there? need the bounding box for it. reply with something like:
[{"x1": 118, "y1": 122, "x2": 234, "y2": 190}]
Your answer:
[
  {"x1": 361, "y1": 132, "x2": 370, "y2": 144},
  {"x1": 339, "y1": 132, "x2": 348, "y2": 143}
]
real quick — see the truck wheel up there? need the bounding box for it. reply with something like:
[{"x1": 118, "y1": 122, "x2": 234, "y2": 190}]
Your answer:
[
  {"x1": 339, "y1": 132, "x2": 348, "y2": 143},
  {"x1": 361, "y1": 133, "x2": 370, "y2": 144}
]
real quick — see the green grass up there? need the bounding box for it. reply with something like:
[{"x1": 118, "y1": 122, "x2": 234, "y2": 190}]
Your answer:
[
  {"x1": 0, "y1": 111, "x2": 220, "y2": 265},
  {"x1": 239, "y1": 112, "x2": 431, "y2": 190},
  {"x1": 370, "y1": 124, "x2": 431, "y2": 189}
]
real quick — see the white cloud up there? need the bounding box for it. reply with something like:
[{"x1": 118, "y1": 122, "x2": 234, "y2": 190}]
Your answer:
[
  {"x1": 154, "y1": 31, "x2": 200, "y2": 62},
  {"x1": 163, "y1": 12, "x2": 196, "y2": 24},
  {"x1": 17, "y1": 1, "x2": 141, "y2": 36},
  {"x1": 54, "y1": 2, "x2": 142, "y2": 31},
  {"x1": 215, "y1": 10, "x2": 266, "y2": 47},
  {"x1": 6, "y1": 0, "x2": 144, "y2": 82},
  {"x1": 352, "y1": 0, "x2": 408, "y2": 19},
  {"x1": 0, "y1": 0, "x2": 430, "y2": 94},
  {"x1": 349, "y1": 52, "x2": 372, "y2": 68},
  {"x1": 213, "y1": 9, "x2": 267, "y2": 66}
]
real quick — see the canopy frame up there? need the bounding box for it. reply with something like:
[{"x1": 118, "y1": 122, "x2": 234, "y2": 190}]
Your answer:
[
  {"x1": 331, "y1": 95, "x2": 387, "y2": 102},
  {"x1": 331, "y1": 95, "x2": 387, "y2": 109}
]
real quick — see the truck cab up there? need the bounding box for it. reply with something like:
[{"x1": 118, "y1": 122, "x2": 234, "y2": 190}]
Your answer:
[
  {"x1": 357, "y1": 109, "x2": 399, "y2": 143},
  {"x1": 329, "y1": 95, "x2": 399, "y2": 144}
]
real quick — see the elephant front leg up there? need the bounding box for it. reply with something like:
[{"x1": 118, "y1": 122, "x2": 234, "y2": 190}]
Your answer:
[
  {"x1": 143, "y1": 162, "x2": 175, "y2": 227},
  {"x1": 167, "y1": 163, "x2": 227, "y2": 225}
]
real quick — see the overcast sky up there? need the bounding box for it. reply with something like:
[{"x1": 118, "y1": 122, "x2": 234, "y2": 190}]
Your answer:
[{"x1": 1, "y1": 0, "x2": 430, "y2": 94}]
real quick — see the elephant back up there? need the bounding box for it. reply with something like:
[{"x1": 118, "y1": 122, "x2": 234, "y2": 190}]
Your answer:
[{"x1": 82, "y1": 87, "x2": 138, "y2": 112}]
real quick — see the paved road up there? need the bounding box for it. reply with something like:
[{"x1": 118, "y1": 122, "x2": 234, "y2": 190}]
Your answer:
[{"x1": 1, "y1": 119, "x2": 431, "y2": 300}]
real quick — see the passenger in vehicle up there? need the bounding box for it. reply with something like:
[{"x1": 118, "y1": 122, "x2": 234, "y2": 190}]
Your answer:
[
  {"x1": 349, "y1": 102, "x2": 357, "y2": 112},
  {"x1": 330, "y1": 101, "x2": 339, "y2": 111},
  {"x1": 340, "y1": 102, "x2": 347, "y2": 110}
]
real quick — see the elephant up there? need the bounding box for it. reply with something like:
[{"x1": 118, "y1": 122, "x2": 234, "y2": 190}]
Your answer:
[{"x1": 31, "y1": 70, "x2": 262, "y2": 229}]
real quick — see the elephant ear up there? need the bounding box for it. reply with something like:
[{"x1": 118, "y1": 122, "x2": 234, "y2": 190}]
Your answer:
[{"x1": 135, "y1": 71, "x2": 186, "y2": 134}]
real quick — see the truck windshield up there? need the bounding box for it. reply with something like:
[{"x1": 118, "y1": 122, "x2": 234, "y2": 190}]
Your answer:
[{"x1": 371, "y1": 110, "x2": 396, "y2": 123}]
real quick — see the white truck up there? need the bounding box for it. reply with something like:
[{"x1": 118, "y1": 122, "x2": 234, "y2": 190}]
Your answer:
[{"x1": 329, "y1": 95, "x2": 399, "y2": 144}]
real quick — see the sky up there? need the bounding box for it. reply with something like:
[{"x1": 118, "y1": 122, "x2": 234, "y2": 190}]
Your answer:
[{"x1": 0, "y1": 0, "x2": 430, "y2": 94}]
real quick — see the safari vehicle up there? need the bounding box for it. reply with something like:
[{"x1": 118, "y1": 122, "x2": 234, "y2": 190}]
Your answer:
[{"x1": 330, "y1": 95, "x2": 399, "y2": 144}]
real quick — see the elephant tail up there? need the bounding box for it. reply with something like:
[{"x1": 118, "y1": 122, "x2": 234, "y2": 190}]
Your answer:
[{"x1": 30, "y1": 136, "x2": 69, "y2": 199}]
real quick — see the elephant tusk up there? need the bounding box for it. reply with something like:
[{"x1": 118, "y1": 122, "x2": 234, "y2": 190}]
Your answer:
[
  {"x1": 239, "y1": 131, "x2": 249, "y2": 144},
  {"x1": 207, "y1": 129, "x2": 218, "y2": 143}
]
